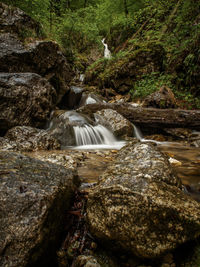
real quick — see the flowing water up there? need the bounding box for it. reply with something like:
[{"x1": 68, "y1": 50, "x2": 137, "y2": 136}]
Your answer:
[
  {"x1": 101, "y1": 38, "x2": 111, "y2": 59},
  {"x1": 73, "y1": 124, "x2": 125, "y2": 150}
]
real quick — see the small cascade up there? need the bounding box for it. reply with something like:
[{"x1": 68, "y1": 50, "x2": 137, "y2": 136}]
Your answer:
[
  {"x1": 79, "y1": 74, "x2": 85, "y2": 82},
  {"x1": 73, "y1": 124, "x2": 125, "y2": 149},
  {"x1": 101, "y1": 38, "x2": 111, "y2": 59},
  {"x1": 133, "y1": 124, "x2": 143, "y2": 141}
]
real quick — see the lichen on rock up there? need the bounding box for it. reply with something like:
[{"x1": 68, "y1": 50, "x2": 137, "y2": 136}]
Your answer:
[{"x1": 87, "y1": 143, "x2": 200, "y2": 258}]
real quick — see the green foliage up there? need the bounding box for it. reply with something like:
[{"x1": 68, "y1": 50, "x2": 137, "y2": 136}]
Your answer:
[
  {"x1": 2, "y1": 0, "x2": 199, "y2": 107},
  {"x1": 130, "y1": 73, "x2": 175, "y2": 99}
]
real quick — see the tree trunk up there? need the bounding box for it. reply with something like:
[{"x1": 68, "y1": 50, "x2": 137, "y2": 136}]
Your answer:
[
  {"x1": 84, "y1": 0, "x2": 87, "y2": 8},
  {"x1": 78, "y1": 103, "x2": 200, "y2": 130},
  {"x1": 123, "y1": 0, "x2": 128, "y2": 17}
]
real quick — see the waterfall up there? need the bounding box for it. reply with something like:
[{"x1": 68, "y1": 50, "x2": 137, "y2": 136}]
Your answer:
[
  {"x1": 79, "y1": 74, "x2": 85, "y2": 82},
  {"x1": 101, "y1": 38, "x2": 111, "y2": 59},
  {"x1": 133, "y1": 124, "x2": 143, "y2": 140},
  {"x1": 73, "y1": 124, "x2": 125, "y2": 149}
]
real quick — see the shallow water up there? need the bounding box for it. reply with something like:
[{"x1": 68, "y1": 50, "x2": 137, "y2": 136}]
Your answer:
[{"x1": 158, "y1": 142, "x2": 200, "y2": 200}]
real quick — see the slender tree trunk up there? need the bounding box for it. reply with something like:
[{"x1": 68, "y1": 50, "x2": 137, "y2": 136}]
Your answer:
[
  {"x1": 84, "y1": 0, "x2": 87, "y2": 8},
  {"x1": 123, "y1": 0, "x2": 128, "y2": 17},
  {"x1": 66, "y1": 0, "x2": 70, "y2": 9}
]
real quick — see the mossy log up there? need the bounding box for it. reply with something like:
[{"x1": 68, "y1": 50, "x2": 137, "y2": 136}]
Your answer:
[{"x1": 78, "y1": 103, "x2": 200, "y2": 130}]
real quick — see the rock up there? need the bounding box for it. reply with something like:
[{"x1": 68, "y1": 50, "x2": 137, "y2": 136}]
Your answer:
[
  {"x1": 0, "y1": 33, "x2": 74, "y2": 103},
  {"x1": 59, "y1": 85, "x2": 83, "y2": 109},
  {"x1": 0, "y1": 2, "x2": 40, "y2": 37},
  {"x1": 0, "y1": 151, "x2": 79, "y2": 266},
  {"x1": 142, "y1": 86, "x2": 176, "y2": 108},
  {"x1": 0, "y1": 126, "x2": 60, "y2": 151},
  {"x1": 163, "y1": 128, "x2": 193, "y2": 139},
  {"x1": 94, "y1": 109, "x2": 134, "y2": 137},
  {"x1": 0, "y1": 73, "x2": 56, "y2": 132},
  {"x1": 78, "y1": 93, "x2": 106, "y2": 108},
  {"x1": 74, "y1": 255, "x2": 101, "y2": 267},
  {"x1": 87, "y1": 143, "x2": 200, "y2": 258}
]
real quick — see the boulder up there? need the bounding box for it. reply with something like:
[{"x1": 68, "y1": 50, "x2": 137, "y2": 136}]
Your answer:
[
  {"x1": 94, "y1": 109, "x2": 134, "y2": 137},
  {"x1": 87, "y1": 143, "x2": 200, "y2": 258},
  {"x1": 0, "y1": 73, "x2": 56, "y2": 132},
  {"x1": 0, "y1": 33, "x2": 74, "y2": 103},
  {"x1": 0, "y1": 126, "x2": 60, "y2": 151},
  {"x1": 59, "y1": 86, "x2": 83, "y2": 109},
  {"x1": 78, "y1": 93, "x2": 106, "y2": 108},
  {"x1": 142, "y1": 86, "x2": 176, "y2": 108},
  {"x1": 0, "y1": 151, "x2": 79, "y2": 266},
  {"x1": 0, "y1": 2, "x2": 40, "y2": 37}
]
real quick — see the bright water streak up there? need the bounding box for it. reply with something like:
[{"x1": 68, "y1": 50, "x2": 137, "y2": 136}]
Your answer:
[
  {"x1": 73, "y1": 124, "x2": 126, "y2": 150},
  {"x1": 101, "y1": 38, "x2": 111, "y2": 59}
]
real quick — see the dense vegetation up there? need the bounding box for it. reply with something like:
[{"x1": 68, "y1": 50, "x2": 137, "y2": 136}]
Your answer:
[{"x1": 2, "y1": 0, "x2": 200, "y2": 108}]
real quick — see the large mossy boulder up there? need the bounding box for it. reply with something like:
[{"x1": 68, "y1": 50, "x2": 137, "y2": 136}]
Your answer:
[
  {"x1": 85, "y1": 42, "x2": 165, "y2": 94},
  {"x1": 0, "y1": 73, "x2": 56, "y2": 133},
  {"x1": 0, "y1": 151, "x2": 79, "y2": 267},
  {"x1": 87, "y1": 143, "x2": 200, "y2": 259}
]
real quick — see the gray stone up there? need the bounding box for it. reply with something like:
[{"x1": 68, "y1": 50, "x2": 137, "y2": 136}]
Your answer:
[
  {"x1": 0, "y1": 151, "x2": 79, "y2": 267},
  {"x1": 0, "y1": 2, "x2": 40, "y2": 36},
  {"x1": 94, "y1": 109, "x2": 134, "y2": 137},
  {"x1": 0, "y1": 73, "x2": 56, "y2": 132},
  {"x1": 87, "y1": 143, "x2": 200, "y2": 258},
  {"x1": 0, "y1": 33, "x2": 74, "y2": 104},
  {"x1": 0, "y1": 126, "x2": 60, "y2": 151},
  {"x1": 79, "y1": 93, "x2": 105, "y2": 108}
]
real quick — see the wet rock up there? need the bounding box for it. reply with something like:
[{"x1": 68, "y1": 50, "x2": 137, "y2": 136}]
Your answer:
[
  {"x1": 26, "y1": 150, "x2": 84, "y2": 172},
  {"x1": 79, "y1": 93, "x2": 106, "y2": 108},
  {"x1": 0, "y1": 73, "x2": 56, "y2": 132},
  {"x1": 87, "y1": 143, "x2": 200, "y2": 258},
  {"x1": 0, "y1": 126, "x2": 60, "y2": 151},
  {"x1": 163, "y1": 128, "x2": 193, "y2": 139},
  {"x1": 74, "y1": 255, "x2": 101, "y2": 267},
  {"x1": 59, "y1": 86, "x2": 83, "y2": 109},
  {"x1": 0, "y1": 2, "x2": 40, "y2": 37},
  {"x1": 94, "y1": 109, "x2": 134, "y2": 137},
  {"x1": 0, "y1": 151, "x2": 79, "y2": 267},
  {"x1": 0, "y1": 33, "x2": 74, "y2": 103},
  {"x1": 142, "y1": 86, "x2": 176, "y2": 108}
]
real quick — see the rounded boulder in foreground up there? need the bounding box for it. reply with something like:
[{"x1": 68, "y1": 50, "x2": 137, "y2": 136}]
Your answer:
[{"x1": 87, "y1": 143, "x2": 200, "y2": 258}]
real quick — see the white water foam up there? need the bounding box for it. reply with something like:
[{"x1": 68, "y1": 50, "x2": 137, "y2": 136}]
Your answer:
[
  {"x1": 102, "y1": 38, "x2": 111, "y2": 59},
  {"x1": 73, "y1": 124, "x2": 125, "y2": 150}
]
